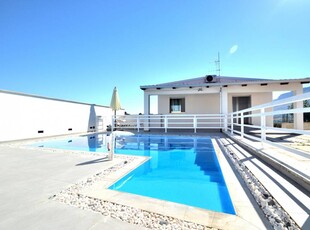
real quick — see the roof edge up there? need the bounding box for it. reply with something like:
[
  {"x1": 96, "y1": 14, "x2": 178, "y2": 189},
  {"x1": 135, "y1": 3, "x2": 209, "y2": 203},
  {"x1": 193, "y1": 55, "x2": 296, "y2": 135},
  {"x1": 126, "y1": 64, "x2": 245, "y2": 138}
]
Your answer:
[
  {"x1": 0, "y1": 89, "x2": 110, "y2": 108},
  {"x1": 140, "y1": 77, "x2": 310, "y2": 90}
]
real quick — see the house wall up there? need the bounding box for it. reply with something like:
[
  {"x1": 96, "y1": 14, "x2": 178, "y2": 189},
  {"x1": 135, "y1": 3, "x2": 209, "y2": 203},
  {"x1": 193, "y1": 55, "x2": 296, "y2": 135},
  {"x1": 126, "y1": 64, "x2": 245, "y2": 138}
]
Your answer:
[
  {"x1": 157, "y1": 92, "x2": 273, "y2": 126},
  {"x1": 158, "y1": 94, "x2": 220, "y2": 114},
  {"x1": 0, "y1": 90, "x2": 114, "y2": 142},
  {"x1": 157, "y1": 95, "x2": 169, "y2": 114}
]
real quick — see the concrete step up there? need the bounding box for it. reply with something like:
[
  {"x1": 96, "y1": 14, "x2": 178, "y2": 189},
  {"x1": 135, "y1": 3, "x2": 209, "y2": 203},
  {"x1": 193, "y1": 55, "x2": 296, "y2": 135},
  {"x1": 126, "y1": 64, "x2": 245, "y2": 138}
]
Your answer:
[{"x1": 142, "y1": 168, "x2": 224, "y2": 183}]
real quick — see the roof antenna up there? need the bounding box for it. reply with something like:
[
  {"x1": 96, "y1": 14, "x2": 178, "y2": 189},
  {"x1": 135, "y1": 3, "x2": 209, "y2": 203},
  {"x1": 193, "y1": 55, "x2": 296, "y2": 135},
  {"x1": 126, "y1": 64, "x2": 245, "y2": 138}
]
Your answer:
[{"x1": 215, "y1": 52, "x2": 221, "y2": 76}]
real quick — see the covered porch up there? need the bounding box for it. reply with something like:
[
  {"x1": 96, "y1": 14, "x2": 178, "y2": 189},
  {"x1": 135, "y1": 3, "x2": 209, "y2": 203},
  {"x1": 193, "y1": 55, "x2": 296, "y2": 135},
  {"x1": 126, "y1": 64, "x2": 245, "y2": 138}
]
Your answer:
[{"x1": 141, "y1": 76, "x2": 309, "y2": 130}]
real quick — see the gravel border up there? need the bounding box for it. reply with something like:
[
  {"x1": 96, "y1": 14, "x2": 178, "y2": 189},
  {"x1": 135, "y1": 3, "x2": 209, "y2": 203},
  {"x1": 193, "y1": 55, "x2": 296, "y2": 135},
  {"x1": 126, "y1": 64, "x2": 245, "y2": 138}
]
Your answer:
[{"x1": 218, "y1": 138, "x2": 300, "y2": 230}]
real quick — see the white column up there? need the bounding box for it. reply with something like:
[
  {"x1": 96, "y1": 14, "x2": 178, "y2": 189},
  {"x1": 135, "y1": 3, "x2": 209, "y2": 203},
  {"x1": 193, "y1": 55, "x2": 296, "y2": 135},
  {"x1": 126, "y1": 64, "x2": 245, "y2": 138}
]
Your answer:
[
  {"x1": 293, "y1": 86, "x2": 304, "y2": 130},
  {"x1": 144, "y1": 92, "x2": 150, "y2": 131},
  {"x1": 221, "y1": 88, "x2": 228, "y2": 131}
]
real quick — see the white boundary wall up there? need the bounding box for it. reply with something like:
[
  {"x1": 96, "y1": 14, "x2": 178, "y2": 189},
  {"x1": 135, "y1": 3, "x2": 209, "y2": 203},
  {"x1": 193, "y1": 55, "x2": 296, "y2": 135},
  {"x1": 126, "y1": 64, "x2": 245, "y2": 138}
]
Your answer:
[{"x1": 0, "y1": 90, "x2": 114, "y2": 142}]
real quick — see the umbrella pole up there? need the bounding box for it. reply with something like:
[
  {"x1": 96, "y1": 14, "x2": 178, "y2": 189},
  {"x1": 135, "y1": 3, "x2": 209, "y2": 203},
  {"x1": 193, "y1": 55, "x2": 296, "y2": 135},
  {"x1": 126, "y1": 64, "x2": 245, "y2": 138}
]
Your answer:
[{"x1": 114, "y1": 110, "x2": 116, "y2": 131}]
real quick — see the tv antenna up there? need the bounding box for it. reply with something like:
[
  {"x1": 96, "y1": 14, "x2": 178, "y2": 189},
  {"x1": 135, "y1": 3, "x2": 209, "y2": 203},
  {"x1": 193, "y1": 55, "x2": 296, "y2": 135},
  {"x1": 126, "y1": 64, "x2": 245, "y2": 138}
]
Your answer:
[{"x1": 215, "y1": 52, "x2": 221, "y2": 76}]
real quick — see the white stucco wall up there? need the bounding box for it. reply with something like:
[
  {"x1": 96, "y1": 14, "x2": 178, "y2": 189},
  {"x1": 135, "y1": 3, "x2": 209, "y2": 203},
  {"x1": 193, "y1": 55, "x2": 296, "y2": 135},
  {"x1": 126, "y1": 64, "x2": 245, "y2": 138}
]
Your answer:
[
  {"x1": 0, "y1": 91, "x2": 114, "y2": 142},
  {"x1": 187, "y1": 94, "x2": 220, "y2": 114},
  {"x1": 158, "y1": 94, "x2": 220, "y2": 114},
  {"x1": 157, "y1": 95, "x2": 170, "y2": 114}
]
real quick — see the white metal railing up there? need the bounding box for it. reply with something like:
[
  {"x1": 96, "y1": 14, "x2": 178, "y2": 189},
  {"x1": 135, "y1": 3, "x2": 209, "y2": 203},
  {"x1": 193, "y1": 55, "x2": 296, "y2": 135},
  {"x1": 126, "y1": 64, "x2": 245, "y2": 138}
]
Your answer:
[
  {"x1": 227, "y1": 92, "x2": 310, "y2": 147},
  {"x1": 112, "y1": 114, "x2": 225, "y2": 133},
  {"x1": 227, "y1": 93, "x2": 310, "y2": 137},
  {"x1": 111, "y1": 92, "x2": 310, "y2": 152}
]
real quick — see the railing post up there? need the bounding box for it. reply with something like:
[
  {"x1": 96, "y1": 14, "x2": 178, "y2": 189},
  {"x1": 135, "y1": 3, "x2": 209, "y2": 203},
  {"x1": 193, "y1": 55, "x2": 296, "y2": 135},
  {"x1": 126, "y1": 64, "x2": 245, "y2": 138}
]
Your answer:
[
  {"x1": 219, "y1": 113, "x2": 222, "y2": 130},
  {"x1": 143, "y1": 115, "x2": 150, "y2": 132},
  {"x1": 261, "y1": 108, "x2": 266, "y2": 142},
  {"x1": 137, "y1": 115, "x2": 140, "y2": 133},
  {"x1": 241, "y1": 112, "x2": 244, "y2": 138},
  {"x1": 231, "y1": 113, "x2": 233, "y2": 134},
  {"x1": 164, "y1": 115, "x2": 168, "y2": 133},
  {"x1": 224, "y1": 114, "x2": 227, "y2": 132},
  {"x1": 193, "y1": 115, "x2": 197, "y2": 133}
]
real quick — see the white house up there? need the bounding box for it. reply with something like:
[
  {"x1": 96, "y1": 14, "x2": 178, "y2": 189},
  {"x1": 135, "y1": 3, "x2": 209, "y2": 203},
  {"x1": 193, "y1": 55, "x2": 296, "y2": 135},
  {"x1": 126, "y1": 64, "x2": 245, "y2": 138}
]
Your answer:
[{"x1": 141, "y1": 75, "x2": 310, "y2": 130}]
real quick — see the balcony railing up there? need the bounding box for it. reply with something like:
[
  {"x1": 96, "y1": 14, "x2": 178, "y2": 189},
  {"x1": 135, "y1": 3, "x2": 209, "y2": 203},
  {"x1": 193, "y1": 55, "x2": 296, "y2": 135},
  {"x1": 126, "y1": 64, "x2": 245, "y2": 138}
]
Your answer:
[{"x1": 112, "y1": 114, "x2": 225, "y2": 133}]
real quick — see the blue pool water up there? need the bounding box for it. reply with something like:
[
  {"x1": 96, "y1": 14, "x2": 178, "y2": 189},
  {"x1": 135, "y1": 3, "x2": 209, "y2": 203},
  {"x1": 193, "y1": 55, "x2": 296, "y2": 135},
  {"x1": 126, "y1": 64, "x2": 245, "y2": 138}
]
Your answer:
[
  {"x1": 33, "y1": 134, "x2": 235, "y2": 214},
  {"x1": 32, "y1": 134, "x2": 109, "y2": 152},
  {"x1": 111, "y1": 135, "x2": 235, "y2": 214}
]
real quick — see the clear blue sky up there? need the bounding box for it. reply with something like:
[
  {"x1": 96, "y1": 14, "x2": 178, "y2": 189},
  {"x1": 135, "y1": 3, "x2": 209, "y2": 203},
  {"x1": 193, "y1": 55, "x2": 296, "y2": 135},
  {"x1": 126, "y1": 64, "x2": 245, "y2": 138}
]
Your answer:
[{"x1": 1, "y1": 0, "x2": 309, "y2": 114}]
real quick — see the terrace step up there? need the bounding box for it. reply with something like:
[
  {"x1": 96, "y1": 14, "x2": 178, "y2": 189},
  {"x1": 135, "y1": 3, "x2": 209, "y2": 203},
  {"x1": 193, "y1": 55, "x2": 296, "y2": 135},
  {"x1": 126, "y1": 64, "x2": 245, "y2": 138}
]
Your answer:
[
  {"x1": 219, "y1": 136, "x2": 310, "y2": 229},
  {"x1": 226, "y1": 133, "x2": 310, "y2": 192}
]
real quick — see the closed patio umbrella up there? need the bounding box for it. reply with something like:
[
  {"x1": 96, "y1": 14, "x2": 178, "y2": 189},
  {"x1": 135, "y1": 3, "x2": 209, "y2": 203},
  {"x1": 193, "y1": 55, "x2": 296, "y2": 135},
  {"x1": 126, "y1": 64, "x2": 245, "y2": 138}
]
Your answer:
[{"x1": 110, "y1": 87, "x2": 122, "y2": 129}]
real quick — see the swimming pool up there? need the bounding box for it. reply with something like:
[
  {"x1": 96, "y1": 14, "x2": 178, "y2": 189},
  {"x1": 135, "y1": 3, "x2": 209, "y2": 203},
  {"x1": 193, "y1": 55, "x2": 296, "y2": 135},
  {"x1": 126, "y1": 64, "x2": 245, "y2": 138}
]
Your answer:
[
  {"x1": 114, "y1": 135, "x2": 235, "y2": 214},
  {"x1": 33, "y1": 134, "x2": 235, "y2": 214},
  {"x1": 33, "y1": 134, "x2": 110, "y2": 152}
]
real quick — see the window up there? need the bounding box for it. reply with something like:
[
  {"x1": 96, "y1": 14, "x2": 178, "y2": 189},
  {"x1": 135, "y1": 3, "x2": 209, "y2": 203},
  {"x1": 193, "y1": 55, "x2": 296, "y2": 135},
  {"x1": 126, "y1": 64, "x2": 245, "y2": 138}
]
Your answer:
[{"x1": 170, "y1": 98, "x2": 185, "y2": 113}]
